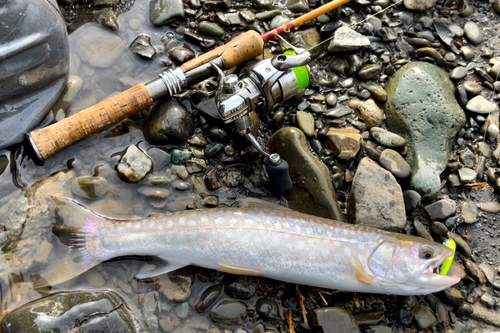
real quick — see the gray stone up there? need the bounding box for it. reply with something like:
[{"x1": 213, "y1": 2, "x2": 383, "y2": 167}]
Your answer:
[
  {"x1": 463, "y1": 81, "x2": 482, "y2": 95},
  {"x1": 325, "y1": 107, "x2": 352, "y2": 118},
  {"x1": 458, "y1": 168, "x2": 477, "y2": 183},
  {"x1": 348, "y1": 99, "x2": 385, "y2": 128},
  {"x1": 73, "y1": 25, "x2": 124, "y2": 68},
  {"x1": 361, "y1": 82, "x2": 388, "y2": 102},
  {"x1": 464, "y1": 22, "x2": 483, "y2": 45},
  {"x1": 150, "y1": 0, "x2": 184, "y2": 26},
  {"x1": 480, "y1": 293, "x2": 496, "y2": 309},
  {"x1": 255, "y1": 10, "x2": 280, "y2": 21},
  {"x1": 289, "y1": 28, "x2": 322, "y2": 57},
  {"x1": 326, "y1": 128, "x2": 362, "y2": 161},
  {"x1": 449, "y1": 67, "x2": 468, "y2": 80},
  {"x1": 312, "y1": 308, "x2": 361, "y2": 333},
  {"x1": 117, "y1": 145, "x2": 153, "y2": 182},
  {"x1": 370, "y1": 127, "x2": 406, "y2": 148},
  {"x1": 411, "y1": 305, "x2": 436, "y2": 330},
  {"x1": 347, "y1": 158, "x2": 406, "y2": 231},
  {"x1": 378, "y1": 149, "x2": 412, "y2": 178},
  {"x1": 459, "y1": 148, "x2": 475, "y2": 168},
  {"x1": 195, "y1": 285, "x2": 223, "y2": 313},
  {"x1": 470, "y1": 305, "x2": 500, "y2": 326},
  {"x1": 479, "y1": 263, "x2": 495, "y2": 285},
  {"x1": 413, "y1": 219, "x2": 433, "y2": 240},
  {"x1": 466, "y1": 96, "x2": 499, "y2": 114},
  {"x1": 270, "y1": 15, "x2": 291, "y2": 29},
  {"x1": 384, "y1": 62, "x2": 466, "y2": 199},
  {"x1": 403, "y1": 0, "x2": 437, "y2": 11},
  {"x1": 403, "y1": 190, "x2": 421, "y2": 213},
  {"x1": 186, "y1": 158, "x2": 207, "y2": 173},
  {"x1": 204, "y1": 142, "x2": 225, "y2": 158},
  {"x1": 96, "y1": 8, "x2": 119, "y2": 31},
  {"x1": 129, "y1": 34, "x2": 156, "y2": 59},
  {"x1": 86, "y1": 272, "x2": 106, "y2": 287},
  {"x1": 268, "y1": 127, "x2": 344, "y2": 221},
  {"x1": 478, "y1": 201, "x2": 500, "y2": 214},
  {"x1": 209, "y1": 301, "x2": 247, "y2": 326},
  {"x1": 487, "y1": 57, "x2": 500, "y2": 79},
  {"x1": 168, "y1": 47, "x2": 195, "y2": 65},
  {"x1": 327, "y1": 26, "x2": 370, "y2": 53},
  {"x1": 156, "y1": 267, "x2": 194, "y2": 302},
  {"x1": 296, "y1": 111, "x2": 315, "y2": 137},
  {"x1": 326, "y1": 93, "x2": 337, "y2": 107},
  {"x1": 461, "y1": 46, "x2": 475, "y2": 61},
  {"x1": 147, "y1": 99, "x2": 195, "y2": 145},
  {"x1": 357, "y1": 64, "x2": 382, "y2": 81},
  {"x1": 198, "y1": 21, "x2": 225, "y2": 37},
  {"x1": 171, "y1": 149, "x2": 192, "y2": 165},
  {"x1": 424, "y1": 199, "x2": 456, "y2": 220},
  {"x1": 138, "y1": 186, "x2": 170, "y2": 199},
  {"x1": 431, "y1": 222, "x2": 449, "y2": 236},
  {"x1": 444, "y1": 287, "x2": 464, "y2": 306},
  {"x1": 286, "y1": 0, "x2": 309, "y2": 12},
  {"x1": 449, "y1": 233, "x2": 471, "y2": 257},
  {"x1": 460, "y1": 201, "x2": 477, "y2": 223},
  {"x1": 0, "y1": 291, "x2": 139, "y2": 333},
  {"x1": 71, "y1": 176, "x2": 108, "y2": 199}
]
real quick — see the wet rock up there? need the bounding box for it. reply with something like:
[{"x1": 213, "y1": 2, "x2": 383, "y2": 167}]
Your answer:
[
  {"x1": 403, "y1": 0, "x2": 437, "y2": 11},
  {"x1": 470, "y1": 304, "x2": 500, "y2": 326},
  {"x1": 138, "y1": 186, "x2": 170, "y2": 199},
  {"x1": 168, "y1": 47, "x2": 195, "y2": 65},
  {"x1": 449, "y1": 262, "x2": 467, "y2": 280},
  {"x1": 465, "y1": 96, "x2": 499, "y2": 114},
  {"x1": 458, "y1": 168, "x2": 477, "y2": 183},
  {"x1": 286, "y1": 0, "x2": 309, "y2": 13},
  {"x1": 413, "y1": 219, "x2": 432, "y2": 240},
  {"x1": 479, "y1": 263, "x2": 495, "y2": 285},
  {"x1": 478, "y1": 201, "x2": 500, "y2": 214},
  {"x1": 326, "y1": 93, "x2": 337, "y2": 107},
  {"x1": 71, "y1": 176, "x2": 108, "y2": 199},
  {"x1": 96, "y1": 8, "x2": 119, "y2": 31},
  {"x1": 312, "y1": 308, "x2": 361, "y2": 333},
  {"x1": 463, "y1": 22, "x2": 483, "y2": 45},
  {"x1": 463, "y1": 81, "x2": 482, "y2": 95},
  {"x1": 186, "y1": 158, "x2": 207, "y2": 173},
  {"x1": 425, "y1": 199, "x2": 456, "y2": 220},
  {"x1": 461, "y1": 46, "x2": 475, "y2": 60},
  {"x1": 412, "y1": 305, "x2": 436, "y2": 330},
  {"x1": 202, "y1": 195, "x2": 219, "y2": 207},
  {"x1": 225, "y1": 275, "x2": 259, "y2": 300},
  {"x1": 255, "y1": 10, "x2": 280, "y2": 21},
  {"x1": 495, "y1": 0, "x2": 500, "y2": 14},
  {"x1": 325, "y1": 107, "x2": 352, "y2": 118},
  {"x1": 327, "y1": 26, "x2": 370, "y2": 53},
  {"x1": 449, "y1": 67, "x2": 468, "y2": 80},
  {"x1": 268, "y1": 127, "x2": 344, "y2": 221},
  {"x1": 460, "y1": 201, "x2": 477, "y2": 224},
  {"x1": 487, "y1": 57, "x2": 500, "y2": 78},
  {"x1": 431, "y1": 222, "x2": 449, "y2": 236},
  {"x1": 147, "y1": 99, "x2": 195, "y2": 145},
  {"x1": 289, "y1": 28, "x2": 322, "y2": 57},
  {"x1": 0, "y1": 291, "x2": 139, "y2": 333},
  {"x1": 347, "y1": 158, "x2": 406, "y2": 231},
  {"x1": 325, "y1": 127, "x2": 362, "y2": 161},
  {"x1": 270, "y1": 15, "x2": 290, "y2": 29},
  {"x1": 357, "y1": 64, "x2": 382, "y2": 81},
  {"x1": 443, "y1": 287, "x2": 464, "y2": 306},
  {"x1": 73, "y1": 25, "x2": 124, "y2": 68},
  {"x1": 296, "y1": 111, "x2": 315, "y2": 137},
  {"x1": 385, "y1": 62, "x2": 466, "y2": 199},
  {"x1": 204, "y1": 142, "x2": 224, "y2": 159},
  {"x1": 129, "y1": 34, "x2": 156, "y2": 59},
  {"x1": 370, "y1": 127, "x2": 406, "y2": 148},
  {"x1": 353, "y1": 311, "x2": 384, "y2": 325},
  {"x1": 449, "y1": 233, "x2": 471, "y2": 257},
  {"x1": 156, "y1": 267, "x2": 194, "y2": 302},
  {"x1": 256, "y1": 298, "x2": 280, "y2": 320},
  {"x1": 480, "y1": 293, "x2": 495, "y2": 309},
  {"x1": 195, "y1": 285, "x2": 223, "y2": 313},
  {"x1": 378, "y1": 149, "x2": 412, "y2": 178},
  {"x1": 209, "y1": 300, "x2": 247, "y2": 326},
  {"x1": 150, "y1": 0, "x2": 185, "y2": 26},
  {"x1": 455, "y1": 303, "x2": 473, "y2": 317},
  {"x1": 198, "y1": 21, "x2": 225, "y2": 37},
  {"x1": 348, "y1": 99, "x2": 385, "y2": 128},
  {"x1": 117, "y1": 145, "x2": 153, "y2": 182},
  {"x1": 404, "y1": 190, "x2": 421, "y2": 213},
  {"x1": 171, "y1": 149, "x2": 192, "y2": 165},
  {"x1": 175, "y1": 301, "x2": 190, "y2": 319},
  {"x1": 361, "y1": 83, "x2": 388, "y2": 102}
]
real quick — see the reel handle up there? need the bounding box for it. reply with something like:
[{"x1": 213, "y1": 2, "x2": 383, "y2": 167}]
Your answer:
[{"x1": 266, "y1": 159, "x2": 293, "y2": 195}]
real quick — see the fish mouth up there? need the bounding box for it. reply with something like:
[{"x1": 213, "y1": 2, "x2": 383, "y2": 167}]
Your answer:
[{"x1": 413, "y1": 253, "x2": 461, "y2": 289}]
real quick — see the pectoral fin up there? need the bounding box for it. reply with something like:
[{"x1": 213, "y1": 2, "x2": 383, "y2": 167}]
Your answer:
[
  {"x1": 219, "y1": 263, "x2": 261, "y2": 276},
  {"x1": 352, "y1": 259, "x2": 375, "y2": 285},
  {"x1": 136, "y1": 257, "x2": 189, "y2": 279}
]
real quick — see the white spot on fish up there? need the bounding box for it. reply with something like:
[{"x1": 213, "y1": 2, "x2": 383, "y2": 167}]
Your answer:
[
  {"x1": 149, "y1": 221, "x2": 156, "y2": 229},
  {"x1": 321, "y1": 248, "x2": 330, "y2": 257},
  {"x1": 201, "y1": 217, "x2": 209, "y2": 224},
  {"x1": 134, "y1": 224, "x2": 141, "y2": 230},
  {"x1": 179, "y1": 217, "x2": 186, "y2": 225},
  {"x1": 344, "y1": 248, "x2": 351, "y2": 256}
]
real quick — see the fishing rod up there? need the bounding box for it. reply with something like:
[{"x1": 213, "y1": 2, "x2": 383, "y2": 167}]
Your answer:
[{"x1": 28, "y1": 0, "x2": 353, "y2": 162}]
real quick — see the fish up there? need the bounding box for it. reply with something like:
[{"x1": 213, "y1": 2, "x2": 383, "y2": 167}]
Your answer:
[{"x1": 40, "y1": 198, "x2": 460, "y2": 295}]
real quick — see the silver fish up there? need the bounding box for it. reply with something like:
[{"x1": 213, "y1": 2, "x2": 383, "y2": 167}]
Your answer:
[{"x1": 41, "y1": 198, "x2": 460, "y2": 295}]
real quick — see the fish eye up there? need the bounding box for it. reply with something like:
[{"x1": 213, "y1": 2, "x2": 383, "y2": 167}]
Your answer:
[{"x1": 420, "y1": 246, "x2": 435, "y2": 260}]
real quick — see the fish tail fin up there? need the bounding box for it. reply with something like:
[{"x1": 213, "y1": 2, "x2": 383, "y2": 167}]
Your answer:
[{"x1": 38, "y1": 197, "x2": 107, "y2": 288}]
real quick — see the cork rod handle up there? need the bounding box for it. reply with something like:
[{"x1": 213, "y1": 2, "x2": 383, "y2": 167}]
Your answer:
[
  {"x1": 28, "y1": 84, "x2": 154, "y2": 160},
  {"x1": 180, "y1": 30, "x2": 264, "y2": 73}
]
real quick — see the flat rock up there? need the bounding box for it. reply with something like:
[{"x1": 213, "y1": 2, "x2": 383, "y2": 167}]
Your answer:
[
  {"x1": 347, "y1": 157, "x2": 406, "y2": 231},
  {"x1": 378, "y1": 149, "x2": 412, "y2": 178},
  {"x1": 404, "y1": 0, "x2": 437, "y2": 11},
  {"x1": 464, "y1": 22, "x2": 483, "y2": 45},
  {"x1": 461, "y1": 201, "x2": 478, "y2": 223},
  {"x1": 150, "y1": 0, "x2": 185, "y2": 26},
  {"x1": 312, "y1": 308, "x2": 361, "y2": 333},
  {"x1": 470, "y1": 305, "x2": 500, "y2": 326},
  {"x1": 296, "y1": 111, "x2": 315, "y2": 137},
  {"x1": 384, "y1": 62, "x2": 466, "y2": 199},
  {"x1": 348, "y1": 99, "x2": 385, "y2": 128},
  {"x1": 268, "y1": 127, "x2": 344, "y2": 221},
  {"x1": 370, "y1": 127, "x2": 406, "y2": 148},
  {"x1": 325, "y1": 127, "x2": 362, "y2": 161},
  {"x1": 465, "y1": 96, "x2": 499, "y2": 114},
  {"x1": 327, "y1": 26, "x2": 370, "y2": 53},
  {"x1": 458, "y1": 167, "x2": 477, "y2": 183},
  {"x1": 209, "y1": 300, "x2": 247, "y2": 326},
  {"x1": 424, "y1": 199, "x2": 456, "y2": 220}
]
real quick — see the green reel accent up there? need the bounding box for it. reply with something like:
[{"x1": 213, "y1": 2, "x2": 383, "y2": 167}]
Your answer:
[{"x1": 284, "y1": 50, "x2": 310, "y2": 90}]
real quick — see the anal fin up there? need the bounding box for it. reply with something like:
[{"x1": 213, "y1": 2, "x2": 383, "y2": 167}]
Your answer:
[
  {"x1": 218, "y1": 263, "x2": 261, "y2": 276},
  {"x1": 136, "y1": 257, "x2": 189, "y2": 279}
]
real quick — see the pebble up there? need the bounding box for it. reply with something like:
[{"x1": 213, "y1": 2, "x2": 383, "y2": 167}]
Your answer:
[
  {"x1": 195, "y1": 285, "x2": 223, "y2": 313},
  {"x1": 479, "y1": 263, "x2": 496, "y2": 285},
  {"x1": 443, "y1": 287, "x2": 464, "y2": 306},
  {"x1": 431, "y1": 222, "x2": 449, "y2": 236},
  {"x1": 255, "y1": 10, "x2": 280, "y2": 21},
  {"x1": 449, "y1": 67, "x2": 468, "y2": 80},
  {"x1": 461, "y1": 46, "x2": 475, "y2": 61},
  {"x1": 417, "y1": 47, "x2": 441, "y2": 59},
  {"x1": 312, "y1": 308, "x2": 361, "y2": 333},
  {"x1": 463, "y1": 81, "x2": 482, "y2": 95},
  {"x1": 296, "y1": 111, "x2": 315, "y2": 137},
  {"x1": 198, "y1": 21, "x2": 225, "y2": 37},
  {"x1": 413, "y1": 219, "x2": 433, "y2": 241},
  {"x1": 171, "y1": 149, "x2": 192, "y2": 165},
  {"x1": 286, "y1": 0, "x2": 309, "y2": 13},
  {"x1": 137, "y1": 186, "x2": 170, "y2": 199},
  {"x1": 204, "y1": 142, "x2": 225, "y2": 158},
  {"x1": 209, "y1": 300, "x2": 247, "y2": 326},
  {"x1": 202, "y1": 195, "x2": 219, "y2": 207},
  {"x1": 150, "y1": 0, "x2": 184, "y2": 25},
  {"x1": 325, "y1": 93, "x2": 337, "y2": 107},
  {"x1": 156, "y1": 268, "x2": 194, "y2": 302},
  {"x1": 465, "y1": 95, "x2": 499, "y2": 114},
  {"x1": 116, "y1": 145, "x2": 153, "y2": 182},
  {"x1": 147, "y1": 99, "x2": 195, "y2": 145},
  {"x1": 347, "y1": 157, "x2": 406, "y2": 231},
  {"x1": 325, "y1": 127, "x2": 362, "y2": 161},
  {"x1": 168, "y1": 47, "x2": 195, "y2": 65},
  {"x1": 325, "y1": 107, "x2": 352, "y2": 118},
  {"x1": 96, "y1": 8, "x2": 119, "y2": 31},
  {"x1": 225, "y1": 275, "x2": 258, "y2": 300},
  {"x1": 470, "y1": 304, "x2": 500, "y2": 326},
  {"x1": 186, "y1": 158, "x2": 207, "y2": 173},
  {"x1": 425, "y1": 199, "x2": 456, "y2": 220},
  {"x1": 353, "y1": 311, "x2": 385, "y2": 325},
  {"x1": 480, "y1": 293, "x2": 496, "y2": 309},
  {"x1": 449, "y1": 233, "x2": 471, "y2": 257},
  {"x1": 488, "y1": 57, "x2": 500, "y2": 78},
  {"x1": 86, "y1": 272, "x2": 106, "y2": 288},
  {"x1": 175, "y1": 302, "x2": 190, "y2": 319},
  {"x1": 458, "y1": 167, "x2": 477, "y2": 183},
  {"x1": 495, "y1": 0, "x2": 500, "y2": 14},
  {"x1": 455, "y1": 85, "x2": 468, "y2": 105},
  {"x1": 455, "y1": 303, "x2": 473, "y2": 317},
  {"x1": 378, "y1": 149, "x2": 411, "y2": 178},
  {"x1": 478, "y1": 201, "x2": 500, "y2": 213},
  {"x1": 412, "y1": 305, "x2": 436, "y2": 330},
  {"x1": 464, "y1": 22, "x2": 483, "y2": 45},
  {"x1": 71, "y1": 176, "x2": 108, "y2": 199},
  {"x1": 348, "y1": 99, "x2": 385, "y2": 128},
  {"x1": 403, "y1": 190, "x2": 421, "y2": 213},
  {"x1": 370, "y1": 127, "x2": 406, "y2": 148},
  {"x1": 129, "y1": 34, "x2": 156, "y2": 59},
  {"x1": 403, "y1": 0, "x2": 437, "y2": 11},
  {"x1": 328, "y1": 26, "x2": 370, "y2": 53},
  {"x1": 357, "y1": 64, "x2": 382, "y2": 81},
  {"x1": 361, "y1": 82, "x2": 388, "y2": 102},
  {"x1": 460, "y1": 201, "x2": 477, "y2": 223}
]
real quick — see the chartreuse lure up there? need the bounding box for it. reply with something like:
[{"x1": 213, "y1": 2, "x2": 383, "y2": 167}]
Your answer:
[{"x1": 440, "y1": 238, "x2": 456, "y2": 276}]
